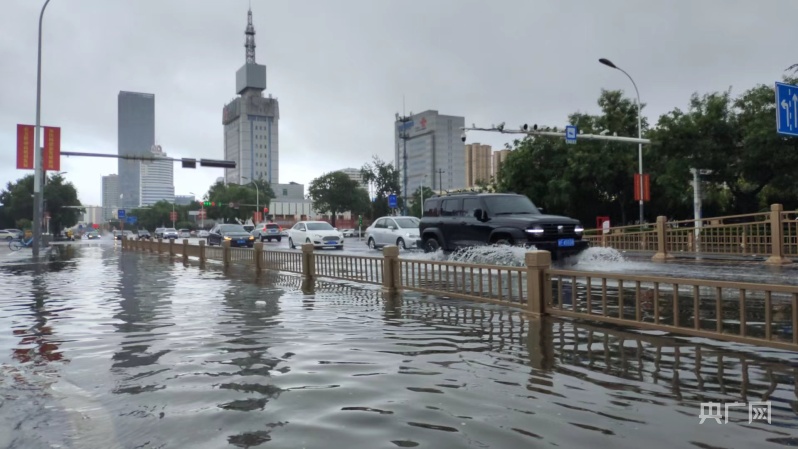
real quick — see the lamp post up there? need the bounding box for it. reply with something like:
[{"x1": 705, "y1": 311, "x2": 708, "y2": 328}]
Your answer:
[
  {"x1": 420, "y1": 174, "x2": 428, "y2": 217},
  {"x1": 599, "y1": 57, "x2": 644, "y2": 226},
  {"x1": 396, "y1": 113, "x2": 412, "y2": 216},
  {"x1": 32, "y1": 0, "x2": 53, "y2": 257},
  {"x1": 241, "y1": 176, "x2": 260, "y2": 221}
]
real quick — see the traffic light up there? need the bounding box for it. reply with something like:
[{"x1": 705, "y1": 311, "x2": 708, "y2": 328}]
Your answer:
[
  {"x1": 203, "y1": 201, "x2": 211, "y2": 207},
  {"x1": 263, "y1": 207, "x2": 269, "y2": 214}
]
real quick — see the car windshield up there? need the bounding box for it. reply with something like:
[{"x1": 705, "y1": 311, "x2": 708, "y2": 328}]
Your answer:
[
  {"x1": 165, "y1": 228, "x2": 177, "y2": 232},
  {"x1": 219, "y1": 224, "x2": 247, "y2": 233},
  {"x1": 306, "y1": 222, "x2": 334, "y2": 231},
  {"x1": 266, "y1": 224, "x2": 280, "y2": 229},
  {"x1": 394, "y1": 218, "x2": 420, "y2": 228},
  {"x1": 484, "y1": 195, "x2": 541, "y2": 215}
]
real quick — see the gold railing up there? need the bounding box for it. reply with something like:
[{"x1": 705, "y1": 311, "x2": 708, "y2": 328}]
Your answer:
[
  {"x1": 120, "y1": 238, "x2": 798, "y2": 351},
  {"x1": 314, "y1": 253, "x2": 383, "y2": 285},
  {"x1": 547, "y1": 269, "x2": 798, "y2": 351},
  {"x1": 583, "y1": 204, "x2": 796, "y2": 264},
  {"x1": 399, "y1": 259, "x2": 527, "y2": 307}
]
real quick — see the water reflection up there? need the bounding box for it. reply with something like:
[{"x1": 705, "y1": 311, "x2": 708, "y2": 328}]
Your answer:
[{"x1": 0, "y1": 248, "x2": 796, "y2": 449}]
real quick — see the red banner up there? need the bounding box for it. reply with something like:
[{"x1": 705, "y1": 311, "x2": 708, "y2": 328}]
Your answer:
[
  {"x1": 16, "y1": 124, "x2": 34, "y2": 169},
  {"x1": 633, "y1": 173, "x2": 651, "y2": 202},
  {"x1": 43, "y1": 126, "x2": 61, "y2": 171}
]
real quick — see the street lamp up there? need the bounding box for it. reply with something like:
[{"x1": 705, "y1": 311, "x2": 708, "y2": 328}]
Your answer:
[
  {"x1": 32, "y1": 0, "x2": 53, "y2": 258},
  {"x1": 396, "y1": 113, "x2": 412, "y2": 216},
  {"x1": 241, "y1": 176, "x2": 260, "y2": 220},
  {"x1": 599, "y1": 57, "x2": 645, "y2": 226},
  {"x1": 420, "y1": 174, "x2": 428, "y2": 217}
]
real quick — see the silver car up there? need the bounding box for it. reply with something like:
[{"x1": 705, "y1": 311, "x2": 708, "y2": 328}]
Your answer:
[{"x1": 364, "y1": 216, "x2": 420, "y2": 250}]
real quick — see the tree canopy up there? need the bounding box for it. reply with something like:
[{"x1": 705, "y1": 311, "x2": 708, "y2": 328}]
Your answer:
[
  {"x1": 204, "y1": 180, "x2": 274, "y2": 223},
  {"x1": 360, "y1": 156, "x2": 402, "y2": 219},
  {"x1": 0, "y1": 173, "x2": 83, "y2": 232},
  {"x1": 307, "y1": 171, "x2": 369, "y2": 226},
  {"x1": 496, "y1": 79, "x2": 798, "y2": 228}
]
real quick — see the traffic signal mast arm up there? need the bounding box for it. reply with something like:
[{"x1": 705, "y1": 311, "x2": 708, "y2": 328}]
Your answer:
[{"x1": 461, "y1": 124, "x2": 651, "y2": 145}]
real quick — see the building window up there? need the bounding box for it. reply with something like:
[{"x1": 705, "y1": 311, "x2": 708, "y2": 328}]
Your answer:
[{"x1": 282, "y1": 188, "x2": 288, "y2": 196}]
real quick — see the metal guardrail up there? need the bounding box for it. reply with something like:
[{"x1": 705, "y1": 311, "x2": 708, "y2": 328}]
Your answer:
[
  {"x1": 120, "y1": 238, "x2": 798, "y2": 352},
  {"x1": 583, "y1": 204, "x2": 797, "y2": 263}
]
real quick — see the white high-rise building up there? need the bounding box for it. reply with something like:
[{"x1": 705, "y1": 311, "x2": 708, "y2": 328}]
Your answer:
[
  {"x1": 101, "y1": 174, "x2": 119, "y2": 220},
  {"x1": 222, "y1": 8, "x2": 279, "y2": 186},
  {"x1": 337, "y1": 167, "x2": 369, "y2": 189},
  {"x1": 395, "y1": 110, "x2": 466, "y2": 197},
  {"x1": 139, "y1": 145, "x2": 174, "y2": 206}
]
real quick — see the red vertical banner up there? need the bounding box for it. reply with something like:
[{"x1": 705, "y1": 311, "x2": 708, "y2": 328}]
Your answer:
[
  {"x1": 43, "y1": 126, "x2": 61, "y2": 171},
  {"x1": 634, "y1": 174, "x2": 651, "y2": 202},
  {"x1": 16, "y1": 124, "x2": 35, "y2": 169}
]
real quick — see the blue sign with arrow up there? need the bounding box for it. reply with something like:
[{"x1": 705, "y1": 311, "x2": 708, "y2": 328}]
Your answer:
[
  {"x1": 126, "y1": 215, "x2": 137, "y2": 225},
  {"x1": 776, "y1": 82, "x2": 798, "y2": 137},
  {"x1": 388, "y1": 194, "x2": 397, "y2": 209},
  {"x1": 565, "y1": 125, "x2": 578, "y2": 144},
  {"x1": 117, "y1": 209, "x2": 125, "y2": 219}
]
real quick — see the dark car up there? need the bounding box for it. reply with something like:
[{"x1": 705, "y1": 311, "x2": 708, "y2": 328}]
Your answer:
[
  {"x1": 86, "y1": 231, "x2": 100, "y2": 240},
  {"x1": 417, "y1": 192, "x2": 588, "y2": 260},
  {"x1": 137, "y1": 230, "x2": 151, "y2": 240},
  {"x1": 207, "y1": 224, "x2": 255, "y2": 247}
]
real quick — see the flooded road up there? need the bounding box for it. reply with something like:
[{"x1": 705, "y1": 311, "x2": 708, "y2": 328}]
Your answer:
[{"x1": 2, "y1": 242, "x2": 796, "y2": 448}]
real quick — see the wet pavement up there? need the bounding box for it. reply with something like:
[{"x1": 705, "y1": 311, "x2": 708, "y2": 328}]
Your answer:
[{"x1": 1, "y1": 240, "x2": 796, "y2": 448}]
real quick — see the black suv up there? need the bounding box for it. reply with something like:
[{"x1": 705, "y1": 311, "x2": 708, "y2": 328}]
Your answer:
[{"x1": 417, "y1": 193, "x2": 589, "y2": 259}]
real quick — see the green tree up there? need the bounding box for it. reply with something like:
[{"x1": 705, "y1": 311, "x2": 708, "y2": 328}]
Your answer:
[
  {"x1": 204, "y1": 181, "x2": 269, "y2": 223},
  {"x1": 0, "y1": 173, "x2": 83, "y2": 232},
  {"x1": 360, "y1": 156, "x2": 402, "y2": 219},
  {"x1": 307, "y1": 171, "x2": 366, "y2": 227},
  {"x1": 408, "y1": 185, "x2": 436, "y2": 218}
]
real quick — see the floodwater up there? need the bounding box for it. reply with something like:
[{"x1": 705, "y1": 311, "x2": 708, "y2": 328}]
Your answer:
[{"x1": 1, "y1": 243, "x2": 796, "y2": 448}]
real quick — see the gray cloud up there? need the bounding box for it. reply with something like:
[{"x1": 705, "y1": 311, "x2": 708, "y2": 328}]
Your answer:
[{"x1": 1, "y1": 0, "x2": 794, "y2": 206}]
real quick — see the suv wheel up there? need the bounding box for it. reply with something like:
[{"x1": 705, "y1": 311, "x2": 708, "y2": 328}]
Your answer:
[
  {"x1": 396, "y1": 238, "x2": 406, "y2": 250},
  {"x1": 423, "y1": 236, "x2": 440, "y2": 253},
  {"x1": 493, "y1": 237, "x2": 513, "y2": 246},
  {"x1": 367, "y1": 238, "x2": 377, "y2": 250}
]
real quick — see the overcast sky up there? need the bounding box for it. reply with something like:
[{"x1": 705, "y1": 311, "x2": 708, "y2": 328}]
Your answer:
[{"x1": 1, "y1": 0, "x2": 795, "y2": 207}]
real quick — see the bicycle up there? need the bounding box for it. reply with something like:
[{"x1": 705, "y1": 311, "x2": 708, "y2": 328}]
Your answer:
[{"x1": 9, "y1": 237, "x2": 34, "y2": 251}]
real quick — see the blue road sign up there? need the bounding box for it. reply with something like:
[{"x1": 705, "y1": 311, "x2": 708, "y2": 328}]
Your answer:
[
  {"x1": 776, "y1": 82, "x2": 798, "y2": 136},
  {"x1": 565, "y1": 125, "x2": 578, "y2": 144},
  {"x1": 126, "y1": 215, "x2": 137, "y2": 224},
  {"x1": 117, "y1": 209, "x2": 126, "y2": 219},
  {"x1": 388, "y1": 194, "x2": 397, "y2": 208}
]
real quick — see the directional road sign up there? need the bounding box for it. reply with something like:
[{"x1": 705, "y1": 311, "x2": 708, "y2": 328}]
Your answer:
[
  {"x1": 565, "y1": 125, "x2": 578, "y2": 144},
  {"x1": 126, "y1": 215, "x2": 137, "y2": 225},
  {"x1": 388, "y1": 194, "x2": 397, "y2": 209},
  {"x1": 117, "y1": 209, "x2": 125, "y2": 219},
  {"x1": 776, "y1": 82, "x2": 798, "y2": 136}
]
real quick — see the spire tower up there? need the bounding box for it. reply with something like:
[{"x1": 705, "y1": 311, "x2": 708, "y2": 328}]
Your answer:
[{"x1": 245, "y1": 8, "x2": 256, "y2": 63}]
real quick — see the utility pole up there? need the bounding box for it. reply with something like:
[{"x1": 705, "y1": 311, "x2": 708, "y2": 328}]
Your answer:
[
  {"x1": 396, "y1": 113, "x2": 412, "y2": 216},
  {"x1": 32, "y1": 0, "x2": 53, "y2": 258},
  {"x1": 437, "y1": 168, "x2": 445, "y2": 193}
]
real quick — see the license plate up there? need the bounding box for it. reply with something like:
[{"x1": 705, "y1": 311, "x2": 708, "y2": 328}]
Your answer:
[
  {"x1": 558, "y1": 238, "x2": 575, "y2": 247},
  {"x1": 327, "y1": 241, "x2": 338, "y2": 245},
  {"x1": 238, "y1": 240, "x2": 245, "y2": 244}
]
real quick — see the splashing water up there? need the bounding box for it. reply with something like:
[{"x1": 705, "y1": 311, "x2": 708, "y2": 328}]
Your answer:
[{"x1": 401, "y1": 244, "x2": 629, "y2": 269}]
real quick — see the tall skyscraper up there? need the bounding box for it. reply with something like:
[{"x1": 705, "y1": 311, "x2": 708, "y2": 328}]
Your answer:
[
  {"x1": 118, "y1": 91, "x2": 155, "y2": 209},
  {"x1": 492, "y1": 149, "x2": 511, "y2": 180},
  {"x1": 465, "y1": 143, "x2": 492, "y2": 187},
  {"x1": 222, "y1": 8, "x2": 279, "y2": 186},
  {"x1": 101, "y1": 174, "x2": 119, "y2": 220},
  {"x1": 395, "y1": 110, "x2": 465, "y2": 196},
  {"x1": 139, "y1": 145, "x2": 175, "y2": 206},
  {"x1": 337, "y1": 167, "x2": 369, "y2": 189}
]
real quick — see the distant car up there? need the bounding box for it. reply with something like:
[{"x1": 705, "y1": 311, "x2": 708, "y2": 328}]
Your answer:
[
  {"x1": 4, "y1": 229, "x2": 23, "y2": 239},
  {"x1": 198, "y1": 230, "x2": 209, "y2": 238},
  {"x1": 207, "y1": 224, "x2": 255, "y2": 247},
  {"x1": 287, "y1": 221, "x2": 344, "y2": 250},
  {"x1": 86, "y1": 231, "x2": 100, "y2": 240},
  {"x1": 0, "y1": 230, "x2": 14, "y2": 241},
  {"x1": 178, "y1": 229, "x2": 191, "y2": 238},
  {"x1": 162, "y1": 228, "x2": 179, "y2": 240},
  {"x1": 137, "y1": 230, "x2": 151, "y2": 240},
  {"x1": 114, "y1": 230, "x2": 134, "y2": 240},
  {"x1": 154, "y1": 227, "x2": 165, "y2": 239},
  {"x1": 365, "y1": 216, "x2": 420, "y2": 250},
  {"x1": 252, "y1": 222, "x2": 282, "y2": 242},
  {"x1": 340, "y1": 229, "x2": 356, "y2": 237}
]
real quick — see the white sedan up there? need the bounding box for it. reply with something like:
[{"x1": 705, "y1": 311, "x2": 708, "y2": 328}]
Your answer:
[{"x1": 287, "y1": 221, "x2": 344, "y2": 250}]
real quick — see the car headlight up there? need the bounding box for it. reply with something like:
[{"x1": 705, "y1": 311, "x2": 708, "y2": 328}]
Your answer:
[
  {"x1": 249, "y1": 236, "x2": 255, "y2": 240},
  {"x1": 575, "y1": 226, "x2": 584, "y2": 234},
  {"x1": 224, "y1": 236, "x2": 231, "y2": 240},
  {"x1": 526, "y1": 226, "x2": 544, "y2": 235},
  {"x1": 314, "y1": 234, "x2": 323, "y2": 239}
]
